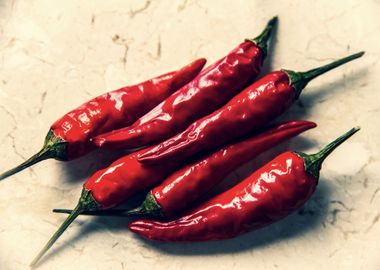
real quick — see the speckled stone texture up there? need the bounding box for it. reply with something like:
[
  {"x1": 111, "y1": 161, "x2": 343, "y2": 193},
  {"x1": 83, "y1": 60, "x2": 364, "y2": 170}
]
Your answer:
[{"x1": 0, "y1": 1, "x2": 379, "y2": 269}]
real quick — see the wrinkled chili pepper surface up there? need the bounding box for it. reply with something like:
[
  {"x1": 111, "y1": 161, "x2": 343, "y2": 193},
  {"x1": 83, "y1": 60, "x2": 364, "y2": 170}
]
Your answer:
[
  {"x1": 93, "y1": 17, "x2": 278, "y2": 149},
  {"x1": 129, "y1": 128, "x2": 359, "y2": 242},
  {"x1": 138, "y1": 52, "x2": 364, "y2": 164},
  {"x1": 0, "y1": 58, "x2": 206, "y2": 180}
]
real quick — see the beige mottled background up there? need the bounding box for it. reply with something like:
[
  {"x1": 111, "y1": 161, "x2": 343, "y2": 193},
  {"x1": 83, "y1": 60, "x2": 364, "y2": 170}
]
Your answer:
[{"x1": 0, "y1": 1, "x2": 379, "y2": 269}]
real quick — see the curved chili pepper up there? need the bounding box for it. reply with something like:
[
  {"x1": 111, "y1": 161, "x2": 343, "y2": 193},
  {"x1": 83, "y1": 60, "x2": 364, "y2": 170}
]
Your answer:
[
  {"x1": 29, "y1": 120, "x2": 313, "y2": 267},
  {"x1": 92, "y1": 17, "x2": 278, "y2": 149},
  {"x1": 138, "y1": 52, "x2": 364, "y2": 164},
  {"x1": 0, "y1": 58, "x2": 206, "y2": 181},
  {"x1": 128, "y1": 127, "x2": 359, "y2": 242},
  {"x1": 54, "y1": 120, "x2": 316, "y2": 218}
]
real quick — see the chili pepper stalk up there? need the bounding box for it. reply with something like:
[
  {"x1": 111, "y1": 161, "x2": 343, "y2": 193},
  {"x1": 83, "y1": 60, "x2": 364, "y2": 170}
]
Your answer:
[
  {"x1": 138, "y1": 51, "x2": 364, "y2": 165},
  {"x1": 284, "y1": 51, "x2": 365, "y2": 98},
  {"x1": 129, "y1": 127, "x2": 360, "y2": 242},
  {"x1": 30, "y1": 189, "x2": 100, "y2": 268},
  {"x1": 53, "y1": 191, "x2": 162, "y2": 218},
  {"x1": 297, "y1": 127, "x2": 360, "y2": 179}
]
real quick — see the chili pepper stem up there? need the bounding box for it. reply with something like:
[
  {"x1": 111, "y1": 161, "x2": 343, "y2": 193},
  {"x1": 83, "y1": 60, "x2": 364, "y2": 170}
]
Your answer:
[
  {"x1": 284, "y1": 51, "x2": 364, "y2": 98},
  {"x1": 30, "y1": 189, "x2": 99, "y2": 268},
  {"x1": 53, "y1": 191, "x2": 163, "y2": 218},
  {"x1": 246, "y1": 16, "x2": 278, "y2": 56},
  {"x1": 296, "y1": 127, "x2": 360, "y2": 180},
  {"x1": 0, "y1": 130, "x2": 67, "y2": 181}
]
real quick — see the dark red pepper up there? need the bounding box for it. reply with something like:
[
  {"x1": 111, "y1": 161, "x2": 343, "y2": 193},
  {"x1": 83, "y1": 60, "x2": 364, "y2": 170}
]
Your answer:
[
  {"x1": 128, "y1": 127, "x2": 359, "y2": 242},
  {"x1": 92, "y1": 17, "x2": 278, "y2": 149},
  {"x1": 54, "y1": 120, "x2": 316, "y2": 218},
  {"x1": 0, "y1": 58, "x2": 206, "y2": 181},
  {"x1": 138, "y1": 52, "x2": 364, "y2": 164}
]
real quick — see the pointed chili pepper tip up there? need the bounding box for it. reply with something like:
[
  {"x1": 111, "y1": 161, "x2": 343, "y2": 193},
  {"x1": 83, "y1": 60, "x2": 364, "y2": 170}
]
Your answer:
[
  {"x1": 246, "y1": 16, "x2": 278, "y2": 56},
  {"x1": 284, "y1": 51, "x2": 365, "y2": 98},
  {"x1": 296, "y1": 126, "x2": 360, "y2": 180},
  {"x1": 30, "y1": 188, "x2": 100, "y2": 268},
  {"x1": 0, "y1": 129, "x2": 67, "y2": 181}
]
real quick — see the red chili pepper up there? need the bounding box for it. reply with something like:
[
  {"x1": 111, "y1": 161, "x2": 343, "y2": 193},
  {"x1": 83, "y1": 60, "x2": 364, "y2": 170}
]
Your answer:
[
  {"x1": 53, "y1": 120, "x2": 316, "y2": 218},
  {"x1": 29, "y1": 120, "x2": 313, "y2": 267},
  {"x1": 92, "y1": 17, "x2": 278, "y2": 149},
  {"x1": 0, "y1": 58, "x2": 206, "y2": 181},
  {"x1": 138, "y1": 52, "x2": 364, "y2": 164},
  {"x1": 128, "y1": 127, "x2": 359, "y2": 242}
]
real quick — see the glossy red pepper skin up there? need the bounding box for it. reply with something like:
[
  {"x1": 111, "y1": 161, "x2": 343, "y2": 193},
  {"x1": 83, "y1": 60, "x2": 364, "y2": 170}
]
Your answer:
[
  {"x1": 52, "y1": 58, "x2": 206, "y2": 158},
  {"x1": 153, "y1": 120, "x2": 316, "y2": 217},
  {"x1": 93, "y1": 42, "x2": 264, "y2": 149},
  {"x1": 129, "y1": 152, "x2": 316, "y2": 241},
  {"x1": 0, "y1": 58, "x2": 206, "y2": 181},
  {"x1": 92, "y1": 17, "x2": 278, "y2": 149},
  {"x1": 138, "y1": 52, "x2": 365, "y2": 164},
  {"x1": 83, "y1": 146, "x2": 177, "y2": 209},
  {"x1": 51, "y1": 120, "x2": 316, "y2": 218},
  {"x1": 138, "y1": 71, "x2": 294, "y2": 163},
  {"x1": 129, "y1": 127, "x2": 360, "y2": 242}
]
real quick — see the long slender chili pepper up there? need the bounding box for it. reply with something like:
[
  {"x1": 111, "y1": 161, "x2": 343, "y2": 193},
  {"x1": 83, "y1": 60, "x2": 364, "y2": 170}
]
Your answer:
[
  {"x1": 128, "y1": 127, "x2": 359, "y2": 242},
  {"x1": 0, "y1": 58, "x2": 206, "y2": 181},
  {"x1": 30, "y1": 119, "x2": 312, "y2": 267},
  {"x1": 53, "y1": 120, "x2": 316, "y2": 218},
  {"x1": 138, "y1": 52, "x2": 364, "y2": 164},
  {"x1": 92, "y1": 17, "x2": 278, "y2": 150}
]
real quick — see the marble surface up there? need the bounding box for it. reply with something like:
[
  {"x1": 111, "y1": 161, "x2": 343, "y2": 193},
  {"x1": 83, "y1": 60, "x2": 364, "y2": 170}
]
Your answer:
[{"x1": 0, "y1": 0, "x2": 379, "y2": 269}]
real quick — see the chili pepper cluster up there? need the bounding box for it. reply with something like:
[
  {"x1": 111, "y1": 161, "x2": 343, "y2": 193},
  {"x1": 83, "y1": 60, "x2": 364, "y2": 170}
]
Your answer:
[{"x1": 0, "y1": 16, "x2": 364, "y2": 267}]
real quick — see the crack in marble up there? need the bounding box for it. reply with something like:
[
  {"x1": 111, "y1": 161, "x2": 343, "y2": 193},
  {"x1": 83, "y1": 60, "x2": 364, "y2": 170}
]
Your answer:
[
  {"x1": 305, "y1": 33, "x2": 343, "y2": 52},
  {"x1": 148, "y1": 37, "x2": 161, "y2": 60},
  {"x1": 194, "y1": 0, "x2": 208, "y2": 14},
  {"x1": 363, "y1": 176, "x2": 368, "y2": 188},
  {"x1": 366, "y1": 213, "x2": 380, "y2": 233},
  {"x1": 370, "y1": 187, "x2": 380, "y2": 204},
  {"x1": 335, "y1": 225, "x2": 358, "y2": 239},
  {"x1": 330, "y1": 200, "x2": 353, "y2": 211},
  {"x1": 91, "y1": 14, "x2": 95, "y2": 26},
  {"x1": 178, "y1": 0, "x2": 189, "y2": 11},
  {"x1": 0, "y1": 104, "x2": 30, "y2": 163},
  {"x1": 130, "y1": 0, "x2": 151, "y2": 18},
  {"x1": 112, "y1": 34, "x2": 130, "y2": 69},
  {"x1": 37, "y1": 90, "x2": 47, "y2": 114},
  {"x1": 329, "y1": 248, "x2": 339, "y2": 258}
]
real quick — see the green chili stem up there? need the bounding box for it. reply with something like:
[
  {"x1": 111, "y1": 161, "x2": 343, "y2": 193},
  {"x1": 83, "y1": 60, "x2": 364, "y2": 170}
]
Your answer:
[
  {"x1": 312, "y1": 127, "x2": 360, "y2": 164},
  {"x1": 30, "y1": 204, "x2": 82, "y2": 268},
  {"x1": 284, "y1": 51, "x2": 364, "y2": 98},
  {"x1": 52, "y1": 208, "x2": 145, "y2": 217},
  {"x1": 0, "y1": 149, "x2": 51, "y2": 181},
  {"x1": 0, "y1": 129, "x2": 67, "y2": 181},
  {"x1": 53, "y1": 191, "x2": 163, "y2": 218},
  {"x1": 246, "y1": 16, "x2": 278, "y2": 56},
  {"x1": 297, "y1": 127, "x2": 360, "y2": 179},
  {"x1": 30, "y1": 189, "x2": 99, "y2": 267},
  {"x1": 302, "y1": 52, "x2": 364, "y2": 81}
]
